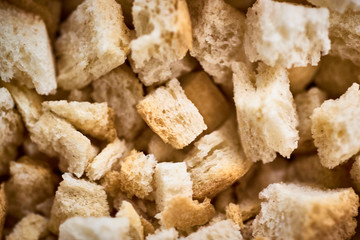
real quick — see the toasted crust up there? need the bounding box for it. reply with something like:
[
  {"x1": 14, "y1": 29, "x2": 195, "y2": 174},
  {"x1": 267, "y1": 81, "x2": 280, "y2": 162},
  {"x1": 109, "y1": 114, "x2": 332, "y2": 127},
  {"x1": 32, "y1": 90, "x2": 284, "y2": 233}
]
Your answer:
[
  {"x1": 6, "y1": 214, "x2": 48, "y2": 240},
  {"x1": 225, "y1": 203, "x2": 243, "y2": 228},
  {"x1": 0, "y1": 184, "x2": 7, "y2": 237}
]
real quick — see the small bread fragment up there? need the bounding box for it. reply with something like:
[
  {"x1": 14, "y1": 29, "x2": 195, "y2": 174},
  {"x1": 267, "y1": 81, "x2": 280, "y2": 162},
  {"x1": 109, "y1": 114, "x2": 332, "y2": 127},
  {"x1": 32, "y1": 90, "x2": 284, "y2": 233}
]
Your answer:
[
  {"x1": 225, "y1": 203, "x2": 244, "y2": 228},
  {"x1": 233, "y1": 63, "x2": 299, "y2": 163},
  {"x1": 252, "y1": 183, "x2": 359, "y2": 240},
  {"x1": 59, "y1": 217, "x2": 130, "y2": 240},
  {"x1": 288, "y1": 65, "x2": 318, "y2": 94},
  {"x1": 244, "y1": 0, "x2": 330, "y2": 68},
  {"x1": 56, "y1": 0, "x2": 130, "y2": 90},
  {"x1": 6, "y1": 214, "x2": 48, "y2": 240},
  {"x1": 119, "y1": 150, "x2": 157, "y2": 199},
  {"x1": 137, "y1": 79, "x2": 207, "y2": 149},
  {"x1": 43, "y1": 100, "x2": 116, "y2": 141},
  {"x1": 0, "y1": 184, "x2": 7, "y2": 237},
  {"x1": 0, "y1": 2, "x2": 57, "y2": 95},
  {"x1": 49, "y1": 173, "x2": 110, "y2": 235},
  {"x1": 0, "y1": 88, "x2": 14, "y2": 110},
  {"x1": 91, "y1": 64, "x2": 144, "y2": 140},
  {"x1": 146, "y1": 228, "x2": 178, "y2": 240},
  {"x1": 311, "y1": 83, "x2": 360, "y2": 168},
  {"x1": 308, "y1": 0, "x2": 360, "y2": 13},
  {"x1": 116, "y1": 201, "x2": 144, "y2": 240}
]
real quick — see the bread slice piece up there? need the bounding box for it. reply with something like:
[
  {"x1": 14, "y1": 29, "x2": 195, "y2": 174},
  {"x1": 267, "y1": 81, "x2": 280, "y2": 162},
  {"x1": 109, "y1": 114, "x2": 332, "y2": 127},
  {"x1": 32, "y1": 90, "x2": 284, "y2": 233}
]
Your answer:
[
  {"x1": 244, "y1": 0, "x2": 330, "y2": 68},
  {"x1": 119, "y1": 150, "x2": 157, "y2": 199},
  {"x1": 56, "y1": 0, "x2": 130, "y2": 90},
  {"x1": 42, "y1": 100, "x2": 117, "y2": 141},
  {"x1": 49, "y1": 173, "x2": 110, "y2": 235},
  {"x1": 146, "y1": 228, "x2": 178, "y2": 240},
  {"x1": 311, "y1": 83, "x2": 360, "y2": 168},
  {"x1": 0, "y1": 184, "x2": 7, "y2": 238},
  {"x1": 308, "y1": 0, "x2": 360, "y2": 13},
  {"x1": 288, "y1": 65, "x2": 318, "y2": 94},
  {"x1": 59, "y1": 217, "x2": 130, "y2": 240},
  {"x1": 116, "y1": 201, "x2": 143, "y2": 240},
  {"x1": 6, "y1": 214, "x2": 48, "y2": 240},
  {"x1": 130, "y1": 0, "x2": 192, "y2": 86},
  {"x1": 137, "y1": 79, "x2": 207, "y2": 149},
  {"x1": 91, "y1": 64, "x2": 144, "y2": 140},
  {"x1": 252, "y1": 183, "x2": 359, "y2": 240},
  {"x1": 0, "y1": 2, "x2": 56, "y2": 95},
  {"x1": 232, "y1": 62, "x2": 299, "y2": 163}
]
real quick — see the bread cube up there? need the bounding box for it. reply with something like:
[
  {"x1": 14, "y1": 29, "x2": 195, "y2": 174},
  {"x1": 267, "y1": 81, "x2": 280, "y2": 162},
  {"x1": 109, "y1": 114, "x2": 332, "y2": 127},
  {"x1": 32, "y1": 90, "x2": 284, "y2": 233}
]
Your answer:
[
  {"x1": 184, "y1": 220, "x2": 243, "y2": 240},
  {"x1": 6, "y1": 214, "x2": 48, "y2": 240}
]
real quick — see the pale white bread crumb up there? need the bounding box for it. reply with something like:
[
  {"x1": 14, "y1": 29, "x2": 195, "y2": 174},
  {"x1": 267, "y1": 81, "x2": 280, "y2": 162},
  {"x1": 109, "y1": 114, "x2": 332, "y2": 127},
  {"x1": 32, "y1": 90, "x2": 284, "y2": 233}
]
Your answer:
[
  {"x1": 91, "y1": 64, "x2": 144, "y2": 140},
  {"x1": 0, "y1": 88, "x2": 14, "y2": 110},
  {"x1": 148, "y1": 134, "x2": 185, "y2": 163},
  {"x1": 86, "y1": 138, "x2": 127, "y2": 181},
  {"x1": 311, "y1": 83, "x2": 360, "y2": 168},
  {"x1": 6, "y1": 214, "x2": 48, "y2": 240},
  {"x1": 253, "y1": 183, "x2": 359, "y2": 240},
  {"x1": 136, "y1": 79, "x2": 207, "y2": 149},
  {"x1": 116, "y1": 201, "x2": 144, "y2": 240},
  {"x1": 182, "y1": 219, "x2": 243, "y2": 240},
  {"x1": 56, "y1": 0, "x2": 130, "y2": 90},
  {"x1": 146, "y1": 228, "x2": 178, "y2": 240},
  {"x1": 30, "y1": 112, "x2": 98, "y2": 177},
  {"x1": 48, "y1": 173, "x2": 110, "y2": 235},
  {"x1": 67, "y1": 87, "x2": 92, "y2": 102},
  {"x1": 42, "y1": 100, "x2": 117, "y2": 141},
  {"x1": 36, "y1": 197, "x2": 54, "y2": 218},
  {"x1": 188, "y1": 0, "x2": 249, "y2": 95},
  {"x1": 154, "y1": 162, "x2": 193, "y2": 211},
  {"x1": 119, "y1": 150, "x2": 157, "y2": 199},
  {"x1": 59, "y1": 217, "x2": 130, "y2": 240},
  {"x1": 232, "y1": 62, "x2": 299, "y2": 163},
  {"x1": 350, "y1": 155, "x2": 360, "y2": 192},
  {"x1": 288, "y1": 65, "x2": 318, "y2": 94},
  {"x1": 5, "y1": 156, "x2": 56, "y2": 220},
  {"x1": 245, "y1": 0, "x2": 330, "y2": 68},
  {"x1": 0, "y1": 2, "x2": 56, "y2": 95},
  {"x1": 294, "y1": 87, "x2": 327, "y2": 154},
  {"x1": 0, "y1": 184, "x2": 7, "y2": 238},
  {"x1": 181, "y1": 71, "x2": 231, "y2": 134},
  {"x1": 308, "y1": 0, "x2": 360, "y2": 13},
  {"x1": 130, "y1": 0, "x2": 192, "y2": 86},
  {"x1": 315, "y1": 55, "x2": 360, "y2": 98}
]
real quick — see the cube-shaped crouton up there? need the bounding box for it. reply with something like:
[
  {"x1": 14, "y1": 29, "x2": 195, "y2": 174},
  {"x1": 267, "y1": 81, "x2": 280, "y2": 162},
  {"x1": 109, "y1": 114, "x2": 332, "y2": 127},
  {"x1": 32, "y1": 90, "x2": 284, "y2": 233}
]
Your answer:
[
  {"x1": 49, "y1": 174, "x2": 110, "y2": 235},
  {"x1": 0, "y1": 2, "x2": 56, "y2": 95},
  {"x1": 116, "y1": 201, "x2": 143, "y2": 240},
  {"x1": 288, "y1": 65, "x2": 318, "y2": 94},
  {"x1": 245, "y1": 0, "x2": 330, "y2": 68},
  {"x1": 0, "y1": 184, "x2": 7, "y2": 238},
  {"x1": 6, "y1": 214, "x2": 48, "y2": 240},
  {"x1": 56, "y1": 0, "x2": 130, "y2": 90},
  {"x1": 253, "y1": 183, "x2": 359, "y2": 240},
  {"x1": 184, "y1": 220, "x2": 243, "y2": 240},
  {"x1": 137, "y1": 79, "x2": 207, "y2": 149},
  {"x1": 311, "y1": 83, "x2": 360, "y2": 168}
]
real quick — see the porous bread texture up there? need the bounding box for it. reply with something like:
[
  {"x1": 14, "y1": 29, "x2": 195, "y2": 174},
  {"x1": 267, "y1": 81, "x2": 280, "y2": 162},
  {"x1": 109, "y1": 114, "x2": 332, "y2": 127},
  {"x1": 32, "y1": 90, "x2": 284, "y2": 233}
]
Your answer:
[
  {"x1": 181, "y1": 71, "x2": 231, "y2": 134},
  {"x1": 30, "y1": 112, "x2": 98, "y2": 177},
  {"x1": 308, "y1": 0, "x2": 360, "y2": 13},
  {"x1": 252, "y1": 183, "x2": 359, "y2": 240},
  {"x1": 244, "y1": 0, "x2": 330, "y2": 68},
  {"x1": 232, "y1": 62, "x2": 299, "y2": 163},
  {"x1": 116, "y1": 201, "x2": 143, "y2": 240},
  {"x1": 48, "y1": 173, "x2": 110, "y2": 235},
  {"x1": 59, "y1": 217, "x2": 130, "y2": 240},
  {"x1": 42, "y1": 100, "x2": 117, "y2": 141},
  {"x1": 294, "y1": 87, "x2": 327, "y2": 154},
  {"x1": 0, "y1": 2, "x2": 56, "y2": 95},
  {"x1": 119, "y1": 150, "x2": 157, "y2": 199},
  {"x1": 0, "y1": 184, "x2": 7, "y2": 238},
  {"x1": 92, "y1": 64, "x2": 144, "y2": 140},
  {"x1": 311, "y1": 83, "x2": 360, "y2": 168},
  {"x1": 350, "y1": 155, "x2": 360, "y2": 192},
  {"x1": 0, "y1": 88, "x2": 14, "y2": 110},
  {"x1": 86, "y1": 138, "x2": 127, "y2": 181},
  {"x1": 100, "y1": 171, "x2": 123, "y2": 198},
  {"x1": 56, "y1": 0, "x2": 130, "y2": 90},
  {"x1": 5, "y1": 156, "x2": 56, "y2": 220},
  {"x1": 130, "y1": 0, "x2": 192, "y2": 86},
  {"x1": 225, "y1": 203, "x2": 243, "y2": 228},
  {"x1": 188, "y1": 0, "x2": 249, "y2": 95},
  {"x1": 315, "y1": 55, "x2": 360, "y2": 98},
  {"x1": 147, "y1": 134, "x2": 185, "y2": 163},
  {"x1": 288, "y1": 65, "x2": 318, "y2": 94},
  {"x1": 136, "y1": 79, "x2": 207, "y2": 149},
  {"x1": 154, "y1": 162, "x2": 193, "y2": 211},
  {"x1": 6, "y1": 214, "x2": 48, "y2": 240},
  {"x1": 146, "y1": 228, "x2": 178, "y2": 240}
]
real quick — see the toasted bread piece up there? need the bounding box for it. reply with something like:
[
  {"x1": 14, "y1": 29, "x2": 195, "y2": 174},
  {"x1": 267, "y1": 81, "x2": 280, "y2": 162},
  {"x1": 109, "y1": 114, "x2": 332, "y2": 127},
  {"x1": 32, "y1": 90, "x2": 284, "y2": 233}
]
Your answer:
[
  {"x1": 6, "y1": 214, "x2": 48, "y2": 240},
  {"x1": 59, "y1": 217, "x2": 130, "y2": 240},
  {"x1": 148, "y1": 134, "x2": 185, "y2": 163},
  {"x1": 146, "y1": 228, "x2": 178, "y2": 240},
  {"x1": 288, "y1": 65, "x2": 318, "y2": 94},
  {"x1": 100, "y1": 171, "x2": 123, "y2": 198},
  {"x1": 245, "y1": 0, "x2": 330, "y2": 68},
  {"x1": 56, "y1": 0, "x2": 130, "y2": 90},
  {"x1": 49, "y1": 174, "x2": 110, "y2": 235},
  {"x1": 0, "y1": 184, "x2": 7, "y2": 238},
  {"x1": 0, "y1": 2, "x2": 56, "y2": 95},
  {"x1": 233, "y1": 62, "x2": 299, "y2": 163},
  {"x1": 308, "y1": 0, "x2": 360, "y2": 13},
  {"x1": 116, "y1": 201, "x2": 144, "y2": 240},
  {"x1": 225, "y1": 203, "x2": 243, "y2": 228},
  {"x1": 137, "y1": 79, "x2": 207, "y2": 149},
  {"x1": 253, "y1": 183, "x2": 359, "y2": 240}
]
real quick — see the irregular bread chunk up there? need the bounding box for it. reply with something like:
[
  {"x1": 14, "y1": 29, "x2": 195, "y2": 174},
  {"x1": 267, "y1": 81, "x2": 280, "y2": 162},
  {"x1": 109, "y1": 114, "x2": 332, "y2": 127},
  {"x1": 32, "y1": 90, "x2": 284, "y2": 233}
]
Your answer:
[
  {"x1": 59, "y1": 217, "x2": 130, "y2": 240},
  {"x1": 116, "y1": 201, "x2": 144, "y2": 240},
  {"x1": 6, "y1": 214, "x2": 48, "y2": 240},
  {"x1": 253, "y1": 183, "x2": 359, "y2": 240},
  {"x1": 233, "y1": 63, "x2": 299, "y2": 163},
  {"x1": 308, "y1": 0, "x2": 360, "y2": 13},
  {"x1": 311, "y1": 83, "x2": 360, "y2": 168},
  {"x1": 146, "y1": 228, "x2": 178, "y2": 240},
  {"x1": 0, "y1": 184, "x2": 7, "y2": 238},
  {"x1": 244, "y1": 0, "x2": 330, "y2": 68},
  {"x1": 56, "y1": 0, "x2": 130, "y2": 90},
  {"x1": 49, "y1": 173, "x2": 110, "y2": 235},
  {"x1": 137, "y1": 79, "x2": 207, "y2": 149},
  {"x1": 288, "y1": 65, "x2": 318, "y2": 94},
  {"x1": 225, "y1": 203, "x2": 244, "y2": 228}
]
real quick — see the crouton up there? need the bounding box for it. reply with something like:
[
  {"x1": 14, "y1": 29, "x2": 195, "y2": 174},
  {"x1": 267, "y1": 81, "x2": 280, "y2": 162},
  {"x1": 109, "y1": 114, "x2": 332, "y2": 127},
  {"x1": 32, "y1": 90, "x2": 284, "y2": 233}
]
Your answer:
[
  {"x1": 288, "y1": 65, "x2": 318, "y2": 94},
  {"x1": 6, "y1": 214, "x2": 48, "y2": 240},
  {"x1": 308, "y1": 0, "x2": 360, "y2": 13},
  {"x1": 253, "y1": 183, "x2": 359, "y2": 240},
  {"x1": 0, "y1": 184, "x2": 7, "y2": 238},
  {"x1": 0, "y1": 88, "x2": 14, "y2": 110},
  {"x1": 116, "y1": 201, "x2": 143, "y2": 240},
  {"x1": 146, "y1": 228, "x2": 178, "y2": 240},
  {"x1": 100, "y1": 171, "x2": 123, "y2": 198},
  {"x1": 147, "y1": 134, "x2": 185, "y2": 163},
  {"x1": 137, "y1": 79, "x2": 207, "y2": 149},
  {"x1": 225, "y1": 203, "x2": 243, "y2": 228},
  {"x1": 244, "y1": 0, "x2": 330, "y2": 68},
  {"x1": 56, "y1": 0, "x2": 130, "y2": 90}
]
